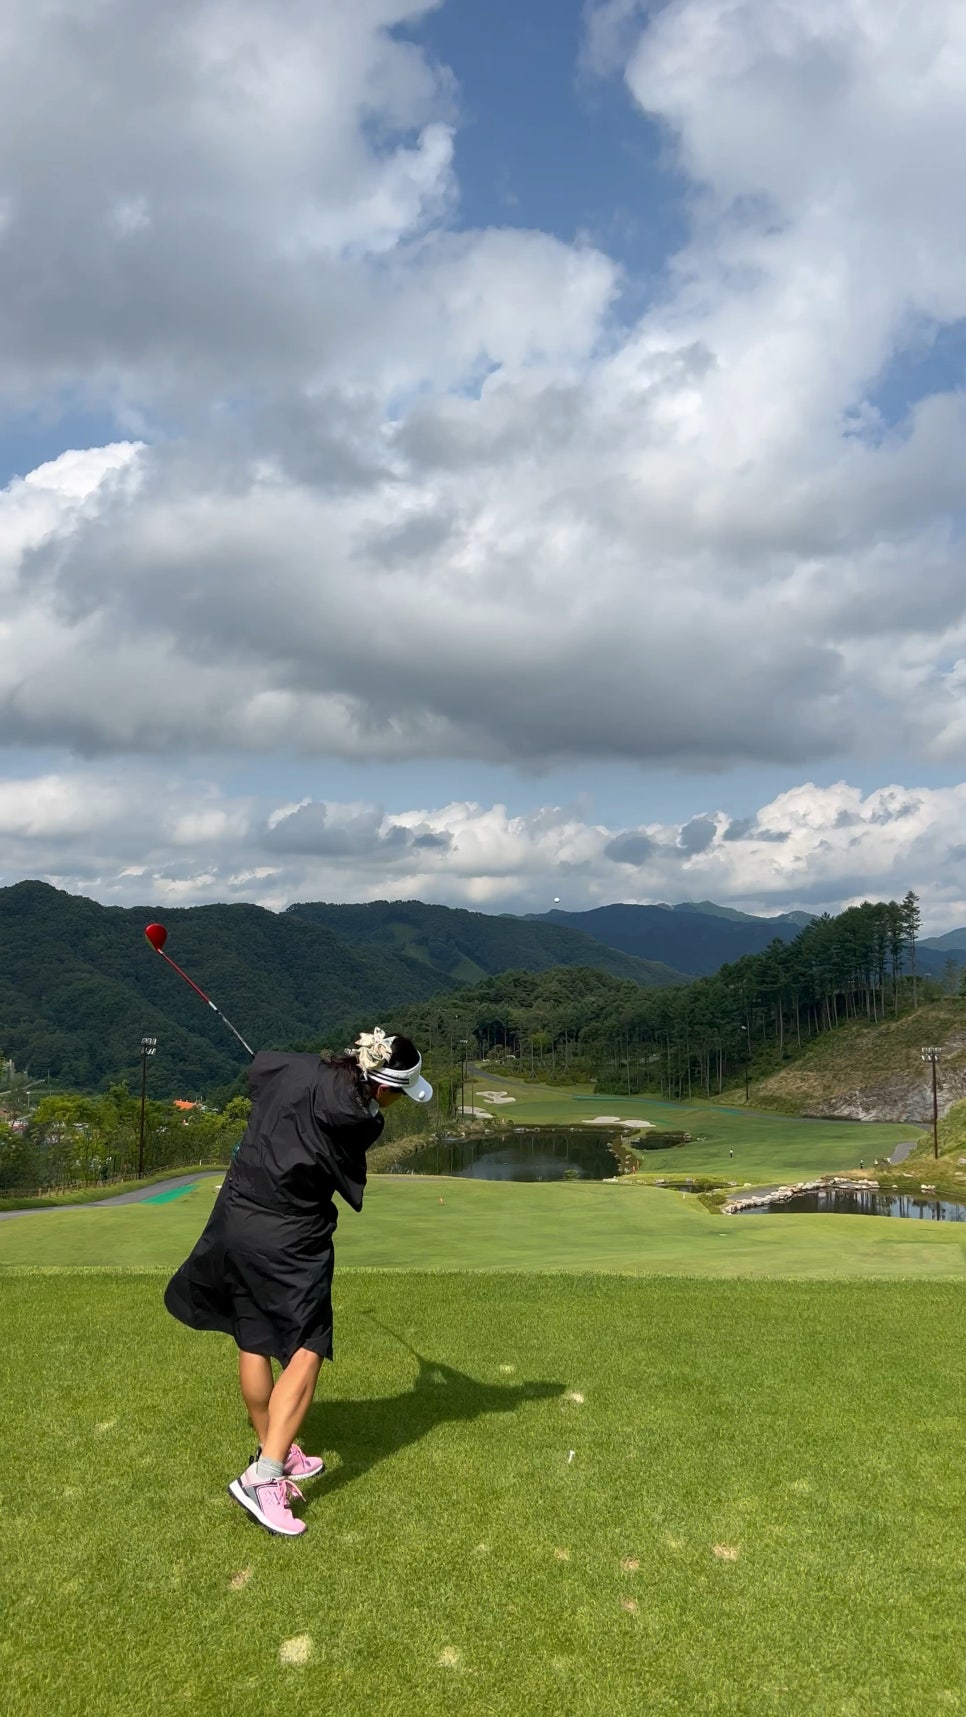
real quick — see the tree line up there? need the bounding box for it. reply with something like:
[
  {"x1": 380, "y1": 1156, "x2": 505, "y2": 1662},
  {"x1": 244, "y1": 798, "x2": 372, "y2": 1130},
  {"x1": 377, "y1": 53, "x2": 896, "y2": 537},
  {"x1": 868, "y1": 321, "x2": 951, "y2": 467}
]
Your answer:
[
  {"x1": 398, "y1": 894, "x2": 938, "y2": 1099},
  {"x1": 0, "y1": 1088, "x2": 254, "y2": 1197},
  {"x1": 0, "y1": 1053, "x2": 460, "y2": 1196}
]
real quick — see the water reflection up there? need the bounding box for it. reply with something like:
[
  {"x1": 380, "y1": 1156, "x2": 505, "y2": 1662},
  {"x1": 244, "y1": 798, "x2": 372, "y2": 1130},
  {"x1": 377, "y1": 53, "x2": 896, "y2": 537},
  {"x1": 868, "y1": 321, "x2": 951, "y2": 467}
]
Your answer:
[
  {"x1": 390, "y1": 1128, "x2": 620, "y2": 1182},
  {"x1": 738, "y1": 1188, "x2": 966, "y2": 1222}
]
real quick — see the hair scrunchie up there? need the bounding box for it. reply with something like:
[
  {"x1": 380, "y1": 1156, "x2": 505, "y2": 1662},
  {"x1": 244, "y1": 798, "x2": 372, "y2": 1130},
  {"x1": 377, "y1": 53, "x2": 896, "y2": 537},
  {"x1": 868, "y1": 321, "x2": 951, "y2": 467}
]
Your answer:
[{"x1": 351, "y1": 1027, "x2": 395, "y2": 1077}]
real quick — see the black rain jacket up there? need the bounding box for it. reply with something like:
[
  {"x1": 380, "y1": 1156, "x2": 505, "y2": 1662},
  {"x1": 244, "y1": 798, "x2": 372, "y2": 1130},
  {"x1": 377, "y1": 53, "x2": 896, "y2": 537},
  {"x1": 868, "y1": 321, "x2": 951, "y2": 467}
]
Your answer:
[{"x1": 163, "y1": 1053, "x2": 384, "y2": 1365}]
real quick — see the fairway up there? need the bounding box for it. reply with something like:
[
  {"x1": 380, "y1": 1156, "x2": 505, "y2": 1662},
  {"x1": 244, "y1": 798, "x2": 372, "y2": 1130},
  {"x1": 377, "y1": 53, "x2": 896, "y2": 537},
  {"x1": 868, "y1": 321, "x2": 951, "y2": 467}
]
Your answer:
[
  {"x1": 5, "y1": 1172, "x2": 966, "y2": 1278},
  {"x1": 465, "y1": 1077, "x2": 920, "y2": 1181},
  {"x1": 4, "y1": 1270, "x2": 966, "y2": 1716}
]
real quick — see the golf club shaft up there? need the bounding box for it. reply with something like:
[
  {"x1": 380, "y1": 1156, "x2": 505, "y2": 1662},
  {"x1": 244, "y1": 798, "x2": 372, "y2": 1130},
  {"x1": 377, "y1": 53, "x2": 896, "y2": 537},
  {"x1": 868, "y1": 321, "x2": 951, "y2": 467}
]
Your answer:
[{"x1": 153, "y1": 946, "x2": 255, "y2": 1059}]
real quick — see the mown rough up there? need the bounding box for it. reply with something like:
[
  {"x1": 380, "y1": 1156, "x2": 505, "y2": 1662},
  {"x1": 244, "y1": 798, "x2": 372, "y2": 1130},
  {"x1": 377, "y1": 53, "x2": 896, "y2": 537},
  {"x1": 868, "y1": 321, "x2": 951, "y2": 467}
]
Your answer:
[{"x1": 3, "y1": 1271, "x2": 966, "y2": 1717}]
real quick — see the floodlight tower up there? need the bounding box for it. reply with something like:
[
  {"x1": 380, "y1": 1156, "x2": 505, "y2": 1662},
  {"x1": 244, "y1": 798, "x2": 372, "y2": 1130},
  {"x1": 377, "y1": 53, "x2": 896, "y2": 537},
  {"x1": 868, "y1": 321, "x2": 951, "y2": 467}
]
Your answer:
[
  {"x1": 920, "y1": 1046, "x2": 942, "y2": 1160},
  {"x1": 139, "y1": 1035, "x2": 158, "y2": 1178}
]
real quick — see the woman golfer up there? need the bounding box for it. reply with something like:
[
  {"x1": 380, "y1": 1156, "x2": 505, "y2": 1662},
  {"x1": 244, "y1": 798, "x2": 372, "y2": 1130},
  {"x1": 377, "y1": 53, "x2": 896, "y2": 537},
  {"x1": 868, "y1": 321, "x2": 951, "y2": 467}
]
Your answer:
[{"x1": 164, "y1": 1028, "x2": 432, "y2": 1537}]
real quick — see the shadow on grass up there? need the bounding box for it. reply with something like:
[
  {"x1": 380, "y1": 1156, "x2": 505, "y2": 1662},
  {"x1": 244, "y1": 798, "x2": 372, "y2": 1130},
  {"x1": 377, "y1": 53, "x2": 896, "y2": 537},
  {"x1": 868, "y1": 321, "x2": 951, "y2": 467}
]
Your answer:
[{"x1": 304, "y1": 1316, "x2": 565, "y2": 1498}]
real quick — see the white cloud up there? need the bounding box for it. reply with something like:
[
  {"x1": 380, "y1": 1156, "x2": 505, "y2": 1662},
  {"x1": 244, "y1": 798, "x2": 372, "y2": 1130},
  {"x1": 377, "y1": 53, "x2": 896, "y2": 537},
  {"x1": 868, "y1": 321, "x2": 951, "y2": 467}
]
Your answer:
[
  {"x1": 0, "y1": 446, "x2": 141, "y2": 584},
  {"x1": 3, "y1": 767, "x2": 966, "y2": 929},
  {"x1": 1, "y1": 0, "x2": 966, "y2": 844}
]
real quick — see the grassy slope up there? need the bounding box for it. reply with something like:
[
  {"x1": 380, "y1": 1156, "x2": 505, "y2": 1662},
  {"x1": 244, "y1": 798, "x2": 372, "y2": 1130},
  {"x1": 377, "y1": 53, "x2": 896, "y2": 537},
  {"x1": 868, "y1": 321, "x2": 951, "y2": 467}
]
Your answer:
[
  {"x1": 3, "y1": 1173, "x2": 966, "y2": 1277},
  {"x1": 4, "y1": 1271, "x2": 966, "y2": 1716},
  {"x1": 742, "y1": 1000, "x2": 966, "y2": 1118}
]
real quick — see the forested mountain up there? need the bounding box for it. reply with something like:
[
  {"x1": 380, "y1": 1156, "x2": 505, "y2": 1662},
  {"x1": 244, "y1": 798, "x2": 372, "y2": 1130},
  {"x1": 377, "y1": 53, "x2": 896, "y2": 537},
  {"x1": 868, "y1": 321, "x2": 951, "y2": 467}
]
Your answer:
[
  {"x1": 0, "y1": 881, "x2": 464, "y2": 1092},
  {"x1": 1, "y1": 880, "x2": 957, "y2": 1099},
  {"x1": 920, "y1": 928, "x2": 966, "y2": 954},
  {"x1": 0, "y1": 882, "x2": 681, "y2": 1093},
  {"x1": 285, "y1": 898, "x2": 685, "y2": 988},
  {"x1": 396, "y1": 894, "x2": 949, "y2": 1109},
  {"x1": 532, "y1": 900, "x2": 963, "y2": 980}
]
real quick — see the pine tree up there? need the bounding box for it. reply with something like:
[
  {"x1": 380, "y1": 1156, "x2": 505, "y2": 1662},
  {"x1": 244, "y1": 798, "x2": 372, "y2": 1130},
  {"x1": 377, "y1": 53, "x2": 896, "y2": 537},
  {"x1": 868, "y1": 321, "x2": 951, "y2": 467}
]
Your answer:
[{"x1": 901, "y1": 890, "x2": 921, "y2": 1009}]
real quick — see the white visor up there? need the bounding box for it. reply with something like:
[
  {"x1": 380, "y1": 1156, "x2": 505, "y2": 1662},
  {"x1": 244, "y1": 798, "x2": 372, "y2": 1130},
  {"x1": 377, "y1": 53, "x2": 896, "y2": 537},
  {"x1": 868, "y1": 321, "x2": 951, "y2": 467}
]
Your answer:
[{"x1": 373, "y1": 1053, "x2": 433, "y2": 1104}]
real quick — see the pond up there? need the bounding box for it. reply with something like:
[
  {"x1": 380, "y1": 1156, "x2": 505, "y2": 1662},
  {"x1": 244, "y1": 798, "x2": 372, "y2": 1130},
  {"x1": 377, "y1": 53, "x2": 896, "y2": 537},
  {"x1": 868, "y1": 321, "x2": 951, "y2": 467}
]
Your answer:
[
  {"x1": 388, "y1": 1128, "x2": 622, "y2": 1182},
  {"x1": 736, "y1": 1188, "x2": 966, "y2": 1222}
]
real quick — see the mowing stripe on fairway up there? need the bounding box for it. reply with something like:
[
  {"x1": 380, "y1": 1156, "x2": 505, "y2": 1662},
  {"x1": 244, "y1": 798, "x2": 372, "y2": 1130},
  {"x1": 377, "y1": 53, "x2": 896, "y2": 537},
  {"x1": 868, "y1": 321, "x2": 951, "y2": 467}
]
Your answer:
[{"x1": 2, "y1": 1175, "x2": 966, "y2": 1277}]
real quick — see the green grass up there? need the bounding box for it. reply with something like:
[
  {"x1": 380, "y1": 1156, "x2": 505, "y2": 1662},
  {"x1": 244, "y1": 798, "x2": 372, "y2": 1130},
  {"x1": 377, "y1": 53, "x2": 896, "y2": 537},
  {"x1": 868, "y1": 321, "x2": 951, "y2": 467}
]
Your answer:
[
  {"x1": 4, "y1": 1270, "x2": 966, "y2": 1715},
  {"x1": 466, "y1": 1075, "x2": 920, "y2": 1180},
  {"x1": 4, "y1": 1174, "x2": 966, "y2": 1277}
]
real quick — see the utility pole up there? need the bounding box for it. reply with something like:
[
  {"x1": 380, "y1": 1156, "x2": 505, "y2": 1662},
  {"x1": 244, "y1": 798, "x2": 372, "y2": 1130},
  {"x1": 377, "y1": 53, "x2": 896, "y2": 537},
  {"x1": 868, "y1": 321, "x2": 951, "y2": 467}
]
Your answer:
[
  {"x1": 139, "y1": 1035, "x2": 157, "y2": 1178},
  {"x1": 921, "y1": 1047, "x2": 941, "y2": 1160},
  {"x1": 740, "y1": 1024, "x2": 750, "y2": 1104}
]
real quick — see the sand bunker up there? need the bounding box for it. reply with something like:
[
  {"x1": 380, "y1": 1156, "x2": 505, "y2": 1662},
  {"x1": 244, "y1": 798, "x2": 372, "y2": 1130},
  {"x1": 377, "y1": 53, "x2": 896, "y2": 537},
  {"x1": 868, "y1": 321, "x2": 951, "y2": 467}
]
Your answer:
[{"x1": 584, "y1": 1115, "x2": 655, "y2": 1128}]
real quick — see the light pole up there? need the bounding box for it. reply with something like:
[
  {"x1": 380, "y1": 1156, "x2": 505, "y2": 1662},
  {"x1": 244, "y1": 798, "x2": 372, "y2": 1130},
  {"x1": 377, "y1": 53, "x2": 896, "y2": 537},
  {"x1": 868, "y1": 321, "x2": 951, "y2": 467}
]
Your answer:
[
  {"x1": 740, "y1": 1024, "x2": 750, "y2": 1104},
  {"x1": 459, "y1": 1040, "x2": 468, "y2": 1118},
  {"x1": 139, "y1": 1035, "x2": 157, "y2": 1178},
  {"x1": 921, "y1": 1047, "x2": 942, "y2": 1160}
]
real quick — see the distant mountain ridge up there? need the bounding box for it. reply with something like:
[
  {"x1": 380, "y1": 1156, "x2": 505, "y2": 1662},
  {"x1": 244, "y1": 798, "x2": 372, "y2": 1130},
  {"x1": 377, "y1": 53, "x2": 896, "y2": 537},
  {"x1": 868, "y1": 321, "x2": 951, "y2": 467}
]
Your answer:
[
  {"x1": 528, "y1": 902, "x2": 809, "y2": 977},
  {"x1": 2, "y1": 881, "x2": 962, "y2": 1093},
  {"x1": 285, "y1": 898, "x2": 685, "y2": 989},
  {"x1": 0, "y1": 881, "x2": 462, "y2": 1093},
  {"x1": 532, "y1": 900, "x2": 963, "y2": 981},
  {"x1": 672, "y1": 900, "x2": 815, "y2": 928},
  {"x1": 920, "y1": 929, "x2": 966, "y2": 954}
]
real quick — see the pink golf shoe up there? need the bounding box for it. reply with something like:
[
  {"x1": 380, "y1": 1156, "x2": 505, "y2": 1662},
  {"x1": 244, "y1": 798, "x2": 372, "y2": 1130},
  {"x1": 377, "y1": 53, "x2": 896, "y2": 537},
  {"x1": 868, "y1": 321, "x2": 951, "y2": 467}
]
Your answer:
[
  {"x1": 229, "y1": 1464, "x2": 306, "y2": 1537},
  {"x1": 250, "y1": 1443, "x2": 326, "y2": 1480},
  {"x1": 284, "y1": 1443, "x2": 326, "y2": 1480}
]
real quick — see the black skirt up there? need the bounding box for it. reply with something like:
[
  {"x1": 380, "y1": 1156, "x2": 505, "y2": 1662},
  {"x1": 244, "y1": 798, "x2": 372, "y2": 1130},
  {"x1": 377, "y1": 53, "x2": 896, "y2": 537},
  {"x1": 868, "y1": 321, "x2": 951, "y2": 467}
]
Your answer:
[{"x1": 164, "y1": 1177, "x2": 338, "y2": 1367}]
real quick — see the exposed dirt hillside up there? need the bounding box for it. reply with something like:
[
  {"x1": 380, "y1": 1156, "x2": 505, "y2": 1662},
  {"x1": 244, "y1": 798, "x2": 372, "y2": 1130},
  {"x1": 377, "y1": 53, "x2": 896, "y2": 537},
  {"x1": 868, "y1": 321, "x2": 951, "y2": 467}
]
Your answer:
[{"x1": 746, "y1": 1003, "x2": 966, "y2": 1122}]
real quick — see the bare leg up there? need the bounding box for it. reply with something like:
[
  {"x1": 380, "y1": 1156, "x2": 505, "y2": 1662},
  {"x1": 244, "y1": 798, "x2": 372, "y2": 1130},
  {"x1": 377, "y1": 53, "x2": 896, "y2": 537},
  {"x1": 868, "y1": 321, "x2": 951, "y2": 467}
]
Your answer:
[
  {"x1": 261, "y1": 1348, "x2": 323, "y2": 1465},
  {"x1": 238, "y1": 1350, "x2": 274, "y2": 1446}
]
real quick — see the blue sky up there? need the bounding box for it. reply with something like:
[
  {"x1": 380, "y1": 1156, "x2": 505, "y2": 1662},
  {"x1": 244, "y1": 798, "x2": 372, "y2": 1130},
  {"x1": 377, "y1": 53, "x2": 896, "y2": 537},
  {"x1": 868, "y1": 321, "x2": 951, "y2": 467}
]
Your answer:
[
  {"x1": 2, "y1": 0, "x2": 966, "y2": 922},
  {"x1": 401, "y1": 0, "x2": 687, "y2": 279}
]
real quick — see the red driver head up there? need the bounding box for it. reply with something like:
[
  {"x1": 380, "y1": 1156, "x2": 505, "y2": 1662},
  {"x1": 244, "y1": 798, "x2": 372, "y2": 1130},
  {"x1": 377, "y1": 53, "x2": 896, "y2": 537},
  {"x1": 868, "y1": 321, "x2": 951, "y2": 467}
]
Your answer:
[{"x1": 144, "y1": 923, "x2": 168, "y2": 952}]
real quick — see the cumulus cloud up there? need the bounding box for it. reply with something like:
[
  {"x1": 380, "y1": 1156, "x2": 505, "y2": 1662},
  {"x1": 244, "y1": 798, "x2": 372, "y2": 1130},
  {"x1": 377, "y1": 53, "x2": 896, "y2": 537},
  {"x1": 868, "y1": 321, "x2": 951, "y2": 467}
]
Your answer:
[
  {"x1": 4, "y1": 0, "x2": 966, "y2": 1009},
  {"x1": 0, "y1": 0, "x2": 460, "y2": 402},
  {"x1": 3, "y1": 769, "x2": 966, "y2": 929},
  {"x1": 0, "y1": 0, "x2": 963, "y2": 776}
]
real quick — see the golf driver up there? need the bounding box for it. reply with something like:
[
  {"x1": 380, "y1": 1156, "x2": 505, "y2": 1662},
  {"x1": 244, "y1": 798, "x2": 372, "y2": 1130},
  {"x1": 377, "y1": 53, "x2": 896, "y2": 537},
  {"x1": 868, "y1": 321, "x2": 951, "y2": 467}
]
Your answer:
[{"x1": 144, "y1": 922, "x2": 255, "y2": 1058}]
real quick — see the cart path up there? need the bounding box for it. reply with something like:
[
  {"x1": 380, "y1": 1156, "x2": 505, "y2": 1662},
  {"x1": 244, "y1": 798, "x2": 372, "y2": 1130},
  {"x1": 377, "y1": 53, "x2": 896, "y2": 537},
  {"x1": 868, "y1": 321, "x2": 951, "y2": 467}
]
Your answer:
[
  {"x1": 0, "y1": 1171, "x2": 224, "y2": 1220},
  {"x1": 889, "y1": 1139, "x2": 919, "y2": 1165}
]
